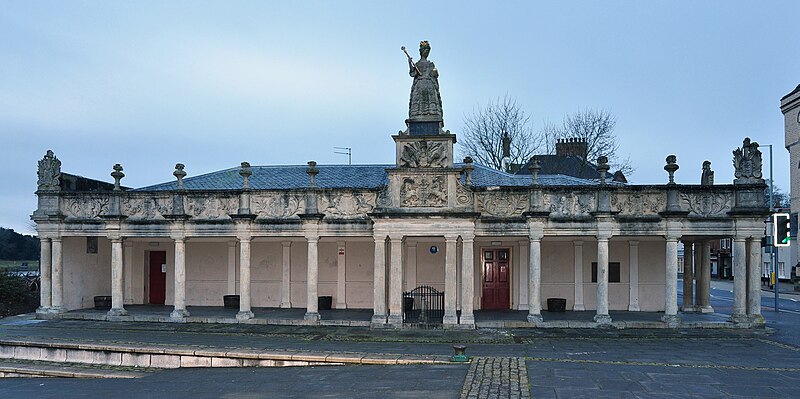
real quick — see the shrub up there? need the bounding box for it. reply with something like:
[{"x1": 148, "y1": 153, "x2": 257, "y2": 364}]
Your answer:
[{"x1": 0, "y1": 271, "x2": 39, "y2": 318}]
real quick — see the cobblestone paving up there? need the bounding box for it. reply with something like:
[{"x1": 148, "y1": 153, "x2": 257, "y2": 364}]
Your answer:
[{"x1": 460, "y1": 357, "x2": 530, "y2": 399}]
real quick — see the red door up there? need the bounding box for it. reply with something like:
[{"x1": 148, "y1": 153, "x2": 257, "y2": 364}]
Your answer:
[
  {"x1": 149, "y1": 251, "x2": 167, "y2": 305},
  {"x1": 481, "y1": 249, "x2": 510, "y2": 309}
]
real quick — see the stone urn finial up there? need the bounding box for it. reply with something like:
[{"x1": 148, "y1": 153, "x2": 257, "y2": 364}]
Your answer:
[
  {"x1": 528, "y1": 156, "x2": 541, "y2": 186},
  {"x1": 463, "y1": 156, "x2": 474, "y2": 186},
  {"x1": 239, "y1": 162, "x2": 252, "y2": 189},
  {"x1": 111, "y1": 164, "x2": 124, "y2": 191},
  {"x1": 596, "y1": 156, "x2": 609, "y2": 185},
  {"x1": 664, "y1": 155, "x2": 679, "y2": 185},
  {"x1": 306, "y1": 161, "x2": 319, "y2": 188},
  {"x1": 174, "y1": 163, "x2": 187, "y2": 190}
]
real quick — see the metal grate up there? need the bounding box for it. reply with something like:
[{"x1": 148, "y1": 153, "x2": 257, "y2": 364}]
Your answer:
[{"x1": 402, "y1": 285, "x2": 444, "y2": 326}]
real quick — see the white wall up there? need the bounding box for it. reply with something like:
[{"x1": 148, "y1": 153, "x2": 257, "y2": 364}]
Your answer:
[{"x1": 62, "y1": 236, "x2": 111, "y2": 310}]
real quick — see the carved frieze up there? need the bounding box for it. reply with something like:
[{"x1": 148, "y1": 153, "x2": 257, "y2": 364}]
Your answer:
[
  {"x1": 455, "y1": 180, "x2": 473, "y2": 208},
  {"x1": 611, "y1": 191, "x2": 665, "y2": 215},
  {"x1": 399, "y1": 140, "x2": 447, "y2": 168},
  {"x1": 478, "y1": 192, "x2": 527, "y2": 217},
  {"x1": 400, "y1": 175, "x2": 447, "y2": 207},
  {"x1": 186, "y1": 195, "x2": 237, "y2": 219},
  {"x1": 252, "y1": 192, "x2": 304, "y2": 218},
  {"x1": 61, "y1": 195, "x2": 109, "y2": 219},
  {"x1": 680, "y1": 191, "x2": 733, "y2": 217},
  {"x1": 544, "y1": 192, "x2": 593, "y2": 216},
  {"x1": 122, "y1": 195, "x2": 171, "y2": 219},
  {"x1": 319, "y1": 191, "x2": 376, "y2": 217}
]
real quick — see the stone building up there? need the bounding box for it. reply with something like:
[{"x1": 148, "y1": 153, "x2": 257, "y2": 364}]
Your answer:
[
  {"x1": 32, "y1": 42, "x2": 769, "y2": 328},
  {"x1": 781, "y1": 84, "x2": 800, "y2": 272}
]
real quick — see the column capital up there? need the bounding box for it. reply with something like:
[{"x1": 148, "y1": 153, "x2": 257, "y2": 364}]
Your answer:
[
  {"x1": 596, "y1": 234, "x2": 610, "y2": 242},
  {"x1": 281, "y1": 241, "x2": 292, "y2": 248},
  {"x1": 236, "y1": 233, "x2": 252, "y2": 242},
  {"x1": 628, "y1": 240, "x2": 639, "y2": 247},
  {"x1": 572, "y1": 240, "x2": 583, "y2": 246},
  {"x1": 388, "y1": 233, "x2": 404, "y2": 241},
  {"x1": 109, "y1": 237, "x2": 124, "y2": 244},
  {"x1": 444, "y1": 234, "x2": 459, "y2": 243},
  {"x1": 373, "y1": 234, "x2": 387, "y2": 243},
  {"x1": 305, "y1": 234, "x2": 319, "y2": 243},
  {"x1": 50, "y1": 237, "x2": 63, "y2": 243},
  {"x1": 460, "y1": 233, "x2": 475, "y2": 242}
]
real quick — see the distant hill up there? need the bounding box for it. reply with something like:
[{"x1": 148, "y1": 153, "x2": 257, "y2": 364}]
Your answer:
[{"x1": 0, "y1": 228, "x2": 39, "y2": 261}]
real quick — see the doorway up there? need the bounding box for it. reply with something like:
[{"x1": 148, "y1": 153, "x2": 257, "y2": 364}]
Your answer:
[
  {"x1": 481, "y1": 248, "x2": 510, "y2": 309},
  {"x1": 148, "y1": 251, "x2": 167, "y2": 305}
]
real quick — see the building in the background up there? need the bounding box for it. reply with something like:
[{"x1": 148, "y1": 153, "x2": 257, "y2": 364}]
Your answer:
[{"x1": 780, "y1": 85, "x2": 800, "y2": 275}]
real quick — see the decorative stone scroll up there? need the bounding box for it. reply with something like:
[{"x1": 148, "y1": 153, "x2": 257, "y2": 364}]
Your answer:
[
  {"x1": 318, "y1": 191, "x2": 376, "y2": 217},
  {"x1": 455, "y1": 179, "x2": 473, "y2": 207},
  {"x1": 544, "y1": 192, "x2": 594, "y2": 216},
  {"x1": 400, "y1": 175, "x2": 447, "y2": 207},
  {"x1": 611, "y1": 191, "x2": 666, "y2": 216},
  {"x1": 186, "y1": 194, "x2": 237, "y2": 219},
  {"x1": 680, "y1": 191, "x2": 733, "y2": 217},
  {"x1": 37, "y1": 150, "x2": 61, "y2": 191},
  {"x1": 61, "y1": 195, "x2": 109, "y2": 219},
  {"x1": 122, "y1": 195, "x2": 171, "y2": 219},
  {"x1": 732, "y1": 137, "x2": 763, "y2": 183},
  {"x1": 399, "y1": 140, "x2": 447, "y2": 168},
  {"x1": 252, "y1": 192, "x2": 305, "y2": 218},
  {"x1": 478, "y1": 192, "x2": 528, "y2": 217}
]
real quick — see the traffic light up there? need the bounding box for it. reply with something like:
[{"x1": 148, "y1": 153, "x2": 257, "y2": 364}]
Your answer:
[{"x1": 773, "y1": 213, "x2": 791, "y2": 247}]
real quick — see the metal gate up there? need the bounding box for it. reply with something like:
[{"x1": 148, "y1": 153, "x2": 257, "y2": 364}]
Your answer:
[{"x1": 402, "y1": 285, "x2": 444, "y2": 326}]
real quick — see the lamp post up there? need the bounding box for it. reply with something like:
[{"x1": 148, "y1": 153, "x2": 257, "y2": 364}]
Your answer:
[{"x1": 760, "y1": 144, "x2": 779, "y2": 313}]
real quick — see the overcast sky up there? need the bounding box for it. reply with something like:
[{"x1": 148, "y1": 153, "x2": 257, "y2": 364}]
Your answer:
[{"x1": 1, "y1": 1, "x2": 797, "y2": 235}]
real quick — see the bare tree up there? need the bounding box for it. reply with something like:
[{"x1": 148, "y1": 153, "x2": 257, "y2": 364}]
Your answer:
[
  {"x1": 458, "y1": 96, "x2": 544, "y2": 171},
  {"x1": 542, "y1": 108, "x2": 633, "y2": 176}
]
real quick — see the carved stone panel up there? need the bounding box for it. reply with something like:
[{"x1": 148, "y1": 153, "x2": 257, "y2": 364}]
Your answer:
[
  {"x1": 681, "y1": 191, "x2": 733, "y2": 217},
  {"x1": 318, "y1": 191, "x2": 376, "y2": 218},
  {"x1": 399, "y1": 140, "x2": 447, "y2": 168},
  {"x1": 252, "y1": 192, "x2": 305, "y2": 218},
  {"x1": 186, "y1": 195, "x2": 237, "y2": 219},
  {"x1": 611, "y1": 191, "x2": 666, "y2": 216},
  {"x1": 544, "y1": 192, "x2": 594, "y2": 217},
  {"x1": 400, "y1": 175, "x2": 447, "y2": 207},
  {"x1": 455, "y1": 180, "x2": 473, "y2": 208},
  {"x1": 122, "y1": 195, "x2": 171, "y2": 219},
  {"x1": 478, "y1": 192, "x2": 527, "y2": 217},
  {"x1": 61, "y1": 195, "x2": 109, "y2": 219}
]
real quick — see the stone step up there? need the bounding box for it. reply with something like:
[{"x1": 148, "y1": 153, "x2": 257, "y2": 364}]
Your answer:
[
  {"x1": 0, "y1": 339, "x2": 452, "y2": 370},
  {"x1": 0, "y1": 358, "x2": 150, "y2": 378}
]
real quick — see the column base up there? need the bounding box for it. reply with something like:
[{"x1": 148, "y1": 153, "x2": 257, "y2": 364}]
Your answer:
[
  {"x1": 236, "y1": 310, "x2": 254, "y2": 320},
  {"x1": 48, "y1": 306, "x2": 66, "y2": 314},
  {"x1": 387, "y1": 314, "x2": 402, "y2": 326},
  {"x1": 573, "y1": 304, "x2": 585, "y2": 311},
  {"x1": 107, "y1": 308, "x2": 128, "y2": 317},
  {"x1": 279, "y1": 301, "x2": 291, "y2": 308},
  {"x1": 443, "y1": 312, "x2": 458, "y2": 326},
  {"x1": 628, "y1": 304, "x2": 641, "y2": 312},
  {"x1": 36, "y1": 307, "x2": 50, "y2": 315},
  {"x1": 593, "y1": 314, "x2": 612, "y2": 324},
  {"x1": 170, "y1": 309, "x2": 190, "y2": 320},
  {"x1": 680, "y1": 305, "x2": 697, "y2": 312},
  {"x1": 699, "y1": 305, "x2": 714, "y2": 314},
  {"x1": 335, "y1": 303, "x2": 347, "y2": 310},
  {"x1": 370, "y1": 314, "x2": 386, "y2": 326},
  {"x1": 748, "y1": 314, "x2": 765, "y2": 325},
  {"x1": 527, "y1": 314, "x2": 543, "y2": 324},
  {"x1": 460, "y1": 312, "x2": 475, "y2": 326},
  {"x1": 661, "y1": 314, "x2": 681, "y2": 327},
  {"x1": 304, "y1": 312, "x2": 320, "y2": 322},
  {"x1": 729, "y1": 313, "x2": 750, "y2": 324}
]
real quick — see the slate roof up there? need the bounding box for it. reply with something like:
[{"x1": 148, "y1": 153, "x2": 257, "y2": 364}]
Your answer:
[
  {"x1": 134, "y1": 163, "x2": 604, "y2": 192},
  {"x1": 516, "y1": 155, "x2": 600, "y2": 180}
]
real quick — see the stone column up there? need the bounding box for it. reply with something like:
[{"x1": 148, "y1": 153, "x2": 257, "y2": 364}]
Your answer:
[
  {"x1": 108, "y1": 238, "x2": 127, "y2": 316},
  {"x1": 662, "y1": 237, "x2": 680, "y2": 325},
  {"x1": 699, "y1": 241, "x2": 713, "y2": 313},
  {"x1": 443, "y1": 235, "x2": 459, "y2": 326},
  {"x1": 304, "y1": 235, "x2": 320, "y2": 321},
  {"x1": 405, "y1": 241, "x2": 417, "y2": 291},
  {"x1": 518, "y1": 240, "x2": 529, "y2": 311},
  {"x1": 528, "y1": 236, "x2": 543, "y2": 323},
  {"x1": 595, "y1": 237, "x2": 611, "y2": 324},
  {"x1": 50, "y1": 238, "x2": 65, "y2": 313},
  {"x1": 227, "y1": 241, "x2": 237, "y2": 295},
  {"x1": 747, "y1": 238, "x2": 763, "y2": 323},
  {"x1": 336, "y1": 241, "x2": 347, "y2": 309},
  {"x1": 372, "y1": 235, "x2": 387, "y2": 325},
  {"x1": 460, "y1": 234, "x2": 475, "y2": 325},
  {"x1": 681, "y1": 241, "x2": 694, "y2": 312},
  {"x1": 731, "y1": 237, "x2": 747, "y2": 323},
  {"x1": 37, "y1": 238, "x2": 52, "y2": 313},
  {"x1": 387, "y1": 235, "x2": 404, "y2": 325},
  {"x1": 123, "y1": 241, "x2": 134, "y2": 304},
  {"x1": 170, "y1": 237, "x2": 189, "y2": 319},
  {"x1": 237, "y1": 235, "x2": 254, "y2": 320},
  {"x1": 573, "y1": 241, "x2": 585, "y2": 311},
  {"x1": 280, "y1": 241, "x2": 292, "y2": 308},
  {"x1": 628, "y1": 240, "x2": 640, "y2": 311}
]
